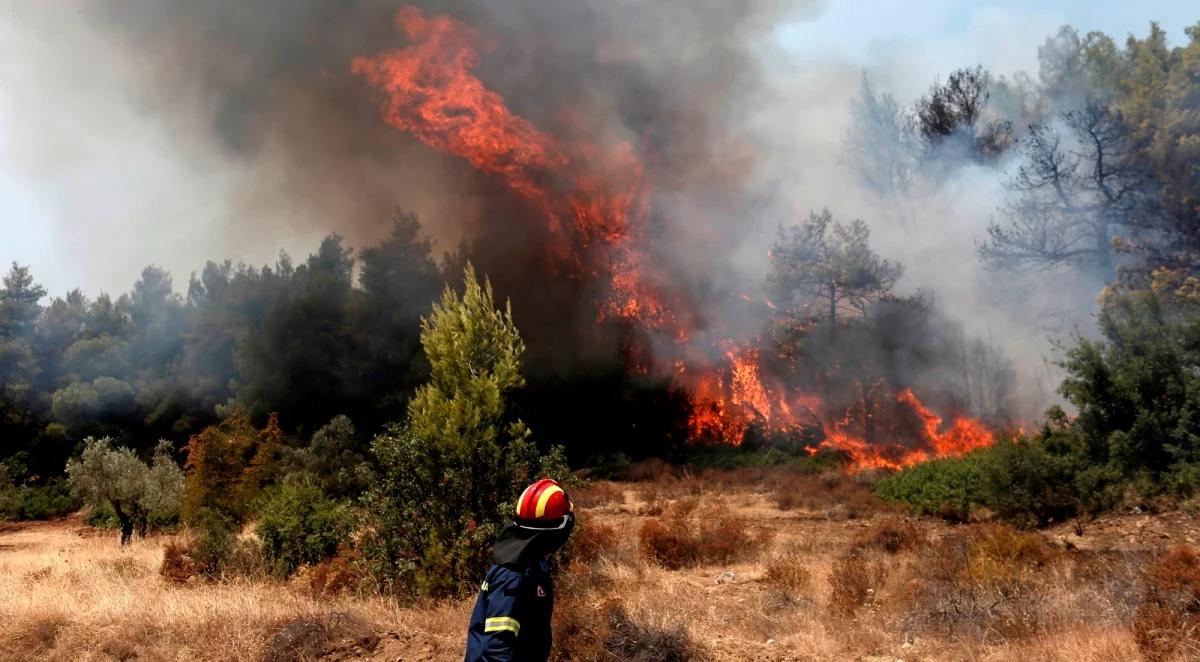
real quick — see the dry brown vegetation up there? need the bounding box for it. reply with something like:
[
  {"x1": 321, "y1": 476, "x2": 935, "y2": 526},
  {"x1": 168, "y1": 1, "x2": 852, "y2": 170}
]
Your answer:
[{"x1": 2, "y1": 473, "x2": 1198, "y2": 660}]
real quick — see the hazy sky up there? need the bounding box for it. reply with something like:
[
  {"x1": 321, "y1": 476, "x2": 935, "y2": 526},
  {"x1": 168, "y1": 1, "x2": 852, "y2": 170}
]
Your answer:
[{"x1": 0, "y1": 1, "x2": 1195, "y2": 299}]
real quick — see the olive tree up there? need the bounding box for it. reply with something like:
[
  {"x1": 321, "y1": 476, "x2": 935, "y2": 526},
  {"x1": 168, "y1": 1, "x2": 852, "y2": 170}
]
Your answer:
[{"x1": 66, "y1": 437, "x2": 184, "y2": 544}]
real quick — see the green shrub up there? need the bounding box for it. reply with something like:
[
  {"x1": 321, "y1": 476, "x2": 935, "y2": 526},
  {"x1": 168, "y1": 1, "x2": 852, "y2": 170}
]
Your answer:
[
  {"x1": 255, "y1": 483, "x2": 354, "y2": 576},
  {"x1": 583, "y1": 453, "x2": 633, "y2": 480},
  {"x1": 875, "y1": 451, "x2": 985, "y2": 522},
  {"x1": 0, "y1": 463, "x2": 16, "y2": 520},
  {"x1": 276, "y1": 415, "x2": 375, "y2": 499},
  {"x1": 362, "y1": 265, "x2": 571, "y2": 597},
  {"x1": 979, "y1": 436, "x2": 1088, "y2": 527},
  {"x1": 877, "y1": 430, "x2": 1127, "y2": 527},
  {"x1": 12, "y1": 480, "x2": 80, "y2": 520},
  {"x1": 84, "y1": 501, "x2": 179, "y2": 529}
]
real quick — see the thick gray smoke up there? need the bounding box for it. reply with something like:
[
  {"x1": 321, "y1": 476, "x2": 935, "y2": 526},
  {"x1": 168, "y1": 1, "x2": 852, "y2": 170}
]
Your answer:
[{"x1": 2, "y1": 0, "x2": 1150, "y2": 420}]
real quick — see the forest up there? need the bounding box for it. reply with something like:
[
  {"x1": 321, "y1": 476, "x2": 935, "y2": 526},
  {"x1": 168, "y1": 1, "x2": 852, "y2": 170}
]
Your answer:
[
  {"x1": 2, "y1": 5, "x2": 1200, "y2": 660},
  {"x1": 1, "y1": 21, "x2": 1199, "y2": 522}
]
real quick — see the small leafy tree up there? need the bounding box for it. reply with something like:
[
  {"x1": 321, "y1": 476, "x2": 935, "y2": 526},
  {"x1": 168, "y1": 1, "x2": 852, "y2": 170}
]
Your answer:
[
  {"x1": 255, "y1": 482, "x2": 354, "y2": 576},
  {"x1": 365, "y1": 263, "x2": 568, "y2": 596},
  {"x1": 66, "y1": 437, "x2": 184, "y2": 544},
  {"x1": 277, "y1": 415, "x2": 374, "y2": 498},
  {"x1": 0, "y1": 463, "x2": 16, "y2": 520},
  {"x1": 181, "y1": 410, "x2": 282, "y2": 568},
  {"x1": 768, "y1": 209, "x2": 904, "y2": 327}
]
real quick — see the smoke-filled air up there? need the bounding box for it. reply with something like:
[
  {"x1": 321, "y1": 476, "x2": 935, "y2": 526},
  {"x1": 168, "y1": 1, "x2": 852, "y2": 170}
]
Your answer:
[{"x1": 3, "y1": 2, "x2": 1200, "y2": 660}]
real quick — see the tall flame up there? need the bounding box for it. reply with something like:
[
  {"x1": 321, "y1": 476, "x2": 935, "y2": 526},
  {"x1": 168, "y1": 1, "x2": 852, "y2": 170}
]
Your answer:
[
  {"x1": 351, "y1": 6, "x2": 668, "y2": 327},
  {"x1": 354, "y1": 7, "x2": 997, "y2": 472}
]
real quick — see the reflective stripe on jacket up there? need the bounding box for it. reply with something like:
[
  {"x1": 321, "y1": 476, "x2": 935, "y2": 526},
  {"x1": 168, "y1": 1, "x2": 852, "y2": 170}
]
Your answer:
[{"x1": 464, "y1": 561, "x2": 554, "y2": 662}]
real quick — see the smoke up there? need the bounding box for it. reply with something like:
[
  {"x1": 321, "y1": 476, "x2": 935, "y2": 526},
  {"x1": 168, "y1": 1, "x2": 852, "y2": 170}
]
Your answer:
[{"x1": 0, "y1": 0, "x2": 1127, "y2": 421}]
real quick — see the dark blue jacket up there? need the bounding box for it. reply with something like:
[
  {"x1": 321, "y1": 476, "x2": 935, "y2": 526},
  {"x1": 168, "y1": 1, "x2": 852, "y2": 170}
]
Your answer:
[{"x1": 464, "y1": 561, "x2": 555, "y2": 662}]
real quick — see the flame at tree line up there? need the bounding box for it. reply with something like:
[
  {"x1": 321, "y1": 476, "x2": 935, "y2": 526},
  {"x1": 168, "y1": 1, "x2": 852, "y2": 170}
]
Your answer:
[{"x1": 353, "y1": 6, "x2": 995, "y2": 471}]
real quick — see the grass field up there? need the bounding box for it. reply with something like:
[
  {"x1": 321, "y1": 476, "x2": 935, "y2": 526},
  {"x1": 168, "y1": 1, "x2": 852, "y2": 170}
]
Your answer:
[{"x1": 1, "y1": 470, "x2": 1196, "y2": 661}]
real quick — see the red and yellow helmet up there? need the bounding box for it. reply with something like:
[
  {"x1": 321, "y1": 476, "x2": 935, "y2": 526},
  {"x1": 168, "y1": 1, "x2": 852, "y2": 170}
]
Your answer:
[{"x1": 515, "y1": 478, "x2": 573, "y2": 525}]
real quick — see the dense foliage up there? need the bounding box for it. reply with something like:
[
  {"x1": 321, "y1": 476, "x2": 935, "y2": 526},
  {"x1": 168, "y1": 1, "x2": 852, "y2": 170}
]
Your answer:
[
  {"x1": 0, "y1": 24, "x2": 1195, "y2": 564},
  {"x1": 255, "y1": 482, "x2": 355, "y2": 576},
  {"x1": 363, "y1": 265, "x2": 569, "y2": 597},
  {"x1": 0, "y1": 214, "x2": 440, "y2": 488},
  {"x1": 879, "y1": 293, "x2": 1200, "y2": 526},
  {"x1": 66, "y1": 437, "x2": 184, "y2": 544}
]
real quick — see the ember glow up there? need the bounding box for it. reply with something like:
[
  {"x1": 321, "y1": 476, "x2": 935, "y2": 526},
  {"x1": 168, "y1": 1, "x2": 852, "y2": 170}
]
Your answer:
[
  {"x1": 687, "y1": 346, "x2": 995, "y2": 470},
  {"x1": 355, "y1": 6, "x2": 997, "y2": 471}
]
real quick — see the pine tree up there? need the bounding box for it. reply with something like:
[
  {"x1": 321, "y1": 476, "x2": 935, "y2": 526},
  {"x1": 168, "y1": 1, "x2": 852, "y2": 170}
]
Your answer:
[{"x1": 366, "y1": 263, "x2": 566, "y2": 596}]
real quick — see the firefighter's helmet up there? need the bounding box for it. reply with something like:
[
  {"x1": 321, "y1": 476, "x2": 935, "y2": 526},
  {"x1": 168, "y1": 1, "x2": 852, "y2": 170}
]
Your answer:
[{"x1": 515, "y1": 478, "x2": 573, "y2": 527}]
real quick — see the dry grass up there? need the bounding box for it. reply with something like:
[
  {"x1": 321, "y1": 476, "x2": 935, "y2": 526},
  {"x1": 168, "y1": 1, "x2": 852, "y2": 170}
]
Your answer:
[
  {"x1": 0, "y1": 519, "x2": 469, "y2": 661},
  {"x1": 763, "y1": 545, "x2": 812, "y2": 593},
  {"x1": 0, "y1": 473, "x2": 1187, "y2": 661},
  {"x1": 854, "y1": 517, "x2": 924, "y2": 554},
  {"x1": 1133, "y1": 545, "x2": 1200, "y2": 661},
  {"x1": 638, "y1": 498, "x2": 767, "y2": 569},
  {"x1": 570, "y1": 481, "x2": 626, "y2": 509}
]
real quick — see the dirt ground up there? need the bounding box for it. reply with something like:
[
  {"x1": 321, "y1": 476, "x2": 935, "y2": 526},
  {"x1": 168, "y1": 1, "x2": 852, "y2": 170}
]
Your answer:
[{"x1": 0, "y1": 479, "x2": 1190, "y2": 661}]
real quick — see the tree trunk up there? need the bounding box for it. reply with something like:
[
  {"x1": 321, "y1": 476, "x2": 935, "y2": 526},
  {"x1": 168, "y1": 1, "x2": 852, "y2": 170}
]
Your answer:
[
  {"x1": 1095, "y1": 224, "x2": 1115, "y2": 283},
  {"x1": 828, "y1": 284, "x2": 838, "y2": 328},
  {"x1": 114, "y1": 503, "x2": 133, "y2": 546}
]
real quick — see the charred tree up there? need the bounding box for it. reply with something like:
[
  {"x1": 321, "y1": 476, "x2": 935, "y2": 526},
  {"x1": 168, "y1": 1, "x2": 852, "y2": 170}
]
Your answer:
[
  {"x1": 915, "y1": 66, "x2": 1013, "y2": 164},
  {"x1": 980, "y1": 102, "x2": 1154, "y2": 282},
  {"x1": 844, "y1": 74, "x2": 919, "y2": 224}
]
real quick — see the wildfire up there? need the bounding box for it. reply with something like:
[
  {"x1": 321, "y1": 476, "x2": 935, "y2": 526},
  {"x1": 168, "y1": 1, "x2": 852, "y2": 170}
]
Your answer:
[
  {"x1": 687, "y1": 344, "x2": 995, "y2": 471},
  {"x1": 355, "y1": 6, "x2": 997, "y2": 472},
  {"x1": 352, "y1": 6, "x2": 669, "y2": 328}
]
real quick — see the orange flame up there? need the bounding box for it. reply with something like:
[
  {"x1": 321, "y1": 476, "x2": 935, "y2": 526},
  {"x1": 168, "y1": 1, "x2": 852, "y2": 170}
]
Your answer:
[
  {"x1": 686, "y1": 344, "x2": 995, "y2": 470},
  {"x1": 353, "y1": 6, "x2": 668, "y2": 327},
  {"x1": 354, "y1": 7, "x2": 996, "y2": 472}
]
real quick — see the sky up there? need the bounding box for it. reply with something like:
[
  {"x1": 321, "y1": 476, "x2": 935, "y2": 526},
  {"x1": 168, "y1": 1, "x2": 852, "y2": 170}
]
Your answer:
[
  {"x1": 778, "y1": 1, "x2": 1196, "y2": 98},
  {"x1": 1, "y1": 1, "x2": 1196, "y2": 299}
]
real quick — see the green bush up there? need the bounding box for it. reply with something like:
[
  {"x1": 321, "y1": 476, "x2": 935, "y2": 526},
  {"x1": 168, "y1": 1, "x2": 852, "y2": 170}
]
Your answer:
[
  {"x1": 0, "y1": 466, "x2": 79, "y2": 521},
  {"x1": 276, "y1": 415, "x2": 374, "y2": 499},
  {"x1": 0, "y1": 463, "x2": 16, "y2": 520},
  {"x1": 876, "y1": 430, "x2": 1127, "y2": 527},
  {"x1": 875, "y1": 451, "x2": 985, "y2": 522},
  {"x1": 255, "y1": 483, "x2": 354, "y2": 576},
  {"x1": 12, "y1": 480, "x2": 80, "y2": 520},
  {"x1": 363, "y1": 265, "x2": 571, "y2": 597},
  {"x1": 978, "y1": 435, "x2": 1097, "y2": 527},
  {"x1": 84, "y1": 501, "x2": 179, "y2": 530}
]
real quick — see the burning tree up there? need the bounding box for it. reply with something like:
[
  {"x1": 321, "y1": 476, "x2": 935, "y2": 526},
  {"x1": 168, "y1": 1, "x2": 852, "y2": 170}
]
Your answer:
[
  {"x1": 980, "y1": 102, "x2": 1152, "y2": 282},
  {"x1": 353, "y1": 6, "x2": 998, "y2": 473}
]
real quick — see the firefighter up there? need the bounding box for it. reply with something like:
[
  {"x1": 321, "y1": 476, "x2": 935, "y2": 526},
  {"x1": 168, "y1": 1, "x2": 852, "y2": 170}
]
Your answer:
[{"x1": 464, "y1": 478, "x2": 575, "y2": 662}]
